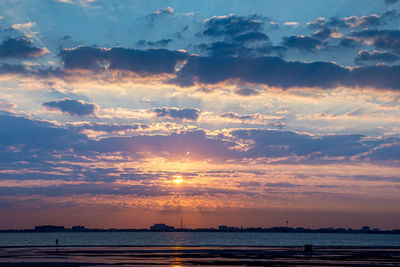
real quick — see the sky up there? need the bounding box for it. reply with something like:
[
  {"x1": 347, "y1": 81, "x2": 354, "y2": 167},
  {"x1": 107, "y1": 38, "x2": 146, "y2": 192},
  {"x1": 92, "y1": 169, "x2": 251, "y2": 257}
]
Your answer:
[{"x1": 0, "y1": 0, "x2": 400, "y2": 230}]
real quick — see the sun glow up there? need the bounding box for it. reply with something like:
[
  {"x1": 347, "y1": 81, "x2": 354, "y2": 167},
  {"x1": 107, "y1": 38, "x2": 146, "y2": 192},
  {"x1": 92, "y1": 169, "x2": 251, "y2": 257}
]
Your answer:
[{"x1": 172, "y1": 176, "x2": 183, "y2": 184}]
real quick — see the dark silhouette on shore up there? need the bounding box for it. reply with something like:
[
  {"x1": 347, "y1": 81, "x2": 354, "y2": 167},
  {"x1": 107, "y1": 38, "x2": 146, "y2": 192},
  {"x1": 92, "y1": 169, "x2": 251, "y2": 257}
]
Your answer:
[{"x1": 0, "y1": 224, "x2": 399, "y2": 234}]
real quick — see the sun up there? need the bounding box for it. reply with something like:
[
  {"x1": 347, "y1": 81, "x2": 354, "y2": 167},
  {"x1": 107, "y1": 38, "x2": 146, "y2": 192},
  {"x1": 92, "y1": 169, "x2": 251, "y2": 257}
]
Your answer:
[{"x1": 172, "y1": 175, "x2": 183, "y2": 184}]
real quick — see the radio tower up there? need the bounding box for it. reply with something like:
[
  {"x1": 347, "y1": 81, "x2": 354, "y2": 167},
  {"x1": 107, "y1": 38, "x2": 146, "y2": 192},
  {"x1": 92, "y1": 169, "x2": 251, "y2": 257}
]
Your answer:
[{"x1": 181, "y1": 217, "x2": 183, "y2": 229}]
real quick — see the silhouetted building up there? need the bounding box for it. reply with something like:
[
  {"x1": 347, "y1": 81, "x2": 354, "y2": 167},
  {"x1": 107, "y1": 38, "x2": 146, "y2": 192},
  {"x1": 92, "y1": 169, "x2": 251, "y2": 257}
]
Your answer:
[
  {"x1": 362, "y1": 226, "x2": 371, "y2": 232},
  {"x1": 149, "y1": 223, "x2": 174, "y2": 231},
  {"x1": 218, "y1": 225, "x2": 228, "y2": 231},
  {"x1": 35, "y1": 225, "x2": 65, "y2": 232},
  {"x1": 218, "y1": 225, "x2": 239, "y2": 231},
  {"x1": 72, "y1": 225, "x2": 86, "y2": 231}
]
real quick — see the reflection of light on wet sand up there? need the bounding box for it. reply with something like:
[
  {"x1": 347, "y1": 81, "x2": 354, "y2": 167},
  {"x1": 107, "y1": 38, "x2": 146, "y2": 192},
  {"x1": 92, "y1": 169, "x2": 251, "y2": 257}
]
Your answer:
[{"x1": 0, "y1": 246, "x2": 398, "y2": 266}]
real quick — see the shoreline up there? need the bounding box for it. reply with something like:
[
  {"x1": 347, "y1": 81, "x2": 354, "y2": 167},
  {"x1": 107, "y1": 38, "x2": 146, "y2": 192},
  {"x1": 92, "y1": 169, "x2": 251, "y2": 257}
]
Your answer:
[{"x1": 1, "y1": 246, "x2": 400, "y2": 266}]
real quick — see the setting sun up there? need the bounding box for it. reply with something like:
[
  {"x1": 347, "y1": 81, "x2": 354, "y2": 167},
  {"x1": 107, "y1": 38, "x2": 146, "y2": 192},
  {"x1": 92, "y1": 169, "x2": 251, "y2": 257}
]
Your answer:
[{"x1": 172, "y1": 176, "x2": 183, "y2": 184}]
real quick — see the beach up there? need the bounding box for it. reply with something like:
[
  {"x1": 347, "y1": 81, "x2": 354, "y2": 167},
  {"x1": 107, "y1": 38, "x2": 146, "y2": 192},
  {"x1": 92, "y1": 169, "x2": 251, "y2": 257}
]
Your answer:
[{"x1": 1, "y1": 246, "x2": 400, "y2": 266}]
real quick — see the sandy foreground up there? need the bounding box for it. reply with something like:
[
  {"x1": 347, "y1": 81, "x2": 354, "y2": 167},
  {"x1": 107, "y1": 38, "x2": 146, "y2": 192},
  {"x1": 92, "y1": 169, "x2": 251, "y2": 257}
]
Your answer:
[{"x1": 0, "y1": 246, "x2": 399, "y2": 266}]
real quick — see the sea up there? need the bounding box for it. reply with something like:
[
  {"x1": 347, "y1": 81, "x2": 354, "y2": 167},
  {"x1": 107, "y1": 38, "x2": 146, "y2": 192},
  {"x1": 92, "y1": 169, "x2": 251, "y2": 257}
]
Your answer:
[{"x1": 0, "y1": 232, "x2": 399, "y2": 247}]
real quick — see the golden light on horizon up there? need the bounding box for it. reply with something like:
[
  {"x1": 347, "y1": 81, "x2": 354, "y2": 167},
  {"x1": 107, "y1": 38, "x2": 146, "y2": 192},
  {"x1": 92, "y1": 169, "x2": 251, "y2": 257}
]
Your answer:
[{"x1": 172, "y1": 175, "x2": 183, "y2": 184}]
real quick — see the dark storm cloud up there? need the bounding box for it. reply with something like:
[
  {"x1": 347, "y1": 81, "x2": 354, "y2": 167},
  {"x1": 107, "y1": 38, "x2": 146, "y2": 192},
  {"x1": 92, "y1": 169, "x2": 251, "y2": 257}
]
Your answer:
[
  {"x1": 42, "y1": 98, "x2": 97, "y2": 116},
  {"x1": 282, "y1": 35, "x2": 321, "y2": 51},
  {"x1": 350, "y1": 29, "x2": 400, "y2": 53},
  {"x1": 59, "y1": 46, "x2": 187, "y2": 74},
  {"x1": 0, "y1": 37, "x2": 48, "y2": 59},
  {"x1": 173, "y1": 54, "x2": 400, "y2": 90},
  {"x1": 153, "y1": 107, "x2": 200, "y2": 121},
  {"x1": 202, "y1": 14, "x2": 264, "y2": 37},
  {"x1": 354, "y1": 50, "x2": 399, "y2": 64}
]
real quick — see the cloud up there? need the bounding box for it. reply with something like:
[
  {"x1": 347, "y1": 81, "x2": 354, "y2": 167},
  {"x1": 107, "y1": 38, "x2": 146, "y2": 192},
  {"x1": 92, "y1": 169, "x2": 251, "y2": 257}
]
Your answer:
[
  {"x1": 80, "y1": 129, "x2": 240, "y2": 161},
  {"x1": 218, "y1": 112, "x2": 282, "y2": 127},
  {"x1": 56, "y1": 0, "x2": 97, "y2": 4},
  {"x1": 42, "y1": 98, "x2": 98, "y2": 116},
  {"x1": 197, "y1": 14, "x2": 275, "y2": 57},
  {"x1": 384, "y1": 0, "x2": 399, "y2": 4},
  {"x1": 350, "y1": 29, "x2": 400, "y2": 53},
  {"x1": 0, "y1": 183, "x2": 169, "y2": 197},
  {"x1": 337, "y1": 38, "x2": 360, "y2": 49},
  {"x1": 59, "y1": 46, "x2": 187, "y2": 74},
  {"x1": 2, "y1": 44, "x2": 400, "y2": 91},
  {"x1": 0, "y1": 101, "x2": 17, "y2": 111},
  {"x1": 0, "y1": 38, "x2": 49, "y2": 59},
  {"x1": 173, "y1": 54, "x2": 400, "y2": 90},
  {"x1": 153, "y1": 107, "x2": 200, "y2": 121},
  {"x1": 313, "y1": 28, "x2": 341, "y2": 40},
  {"x1": 234, "y1": 87, "x2": 261, "y2": 96},
  {"x1": 283, "y1": 22, "x2": 299, "y2": 27},
  {"x1": 219, "y1": 112, "x2": 256, "y2": 121},
  {"x1": 196, "y1": 40, "x2": 282, "y2": 57},
  {"x1": 11, "y1": 22, "x2": 37, "y2": 31},
  {"x1": 231, "y1": 129, "x2": 370, "y2": 159},
  {"x1": 71, "y1": 122, "x2": 149, "y2": 133},
  {"x1": 145, "y1": 7, "x2": 175, "y2": 27},
  {"x1": 153, "y1": 7, "x2": 174, "y2": 16},
  {"x1": 265, "y1": 182, "x2": 300, "y2": 188},
  {"x1": 282, "y1": 35, "x2": 321, "y2": 51},
  {"x1": 232, "y1": 32, "x2": 269, "y2": 43},
  {"x1": 0, "y1": 113, "x2": 399, "y2": 182},
  {"x1": 307, "y1": 10, "x2": 399, "y2": 30},
  {"x1": 202, "y1": 14, "x2": 264, "y2": 37},
  {"x1": 144, "y1": 39, "x2": 173, "y2": 47},
  {"x1": 355, "y1": 50, "x2": 399, "y2": 64},
  {"x1": 368, "y1": 144, "x2": 400, "y2": 161},
  {"x1": 197, "y1": 41, "x2": 253, "y2": 56},
  {"x1": 0, "y1": 114, "x2": 87, "y2": 151}
]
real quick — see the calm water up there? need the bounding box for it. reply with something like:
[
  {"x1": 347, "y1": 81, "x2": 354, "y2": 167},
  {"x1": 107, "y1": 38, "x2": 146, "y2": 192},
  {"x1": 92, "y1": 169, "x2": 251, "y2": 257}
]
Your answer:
[{"x1": 0, "y1": 232, "x2": 399, "y2": 247}]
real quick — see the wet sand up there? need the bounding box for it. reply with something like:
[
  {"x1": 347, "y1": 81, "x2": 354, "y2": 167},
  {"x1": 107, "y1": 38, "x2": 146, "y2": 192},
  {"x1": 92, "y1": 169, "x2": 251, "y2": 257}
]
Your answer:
[{"x1": 0, "y1": 246, "x2": 400, "y2": 266}]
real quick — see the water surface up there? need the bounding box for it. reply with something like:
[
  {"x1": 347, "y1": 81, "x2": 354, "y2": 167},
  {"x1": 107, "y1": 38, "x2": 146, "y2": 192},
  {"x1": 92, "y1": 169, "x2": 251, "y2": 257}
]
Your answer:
[{"x1": 1, "y1": 232, "x2": 399, "y2": 247}]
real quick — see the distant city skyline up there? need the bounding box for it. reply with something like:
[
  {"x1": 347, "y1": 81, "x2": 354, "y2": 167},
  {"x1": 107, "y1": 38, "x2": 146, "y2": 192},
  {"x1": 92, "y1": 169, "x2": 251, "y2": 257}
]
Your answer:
[
  {"x1": 0, "y1": 0, "x2": 400, "y2": 229},
  {"x1": 2, "y1": 223, "x2": 399, "y2": 234}
]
